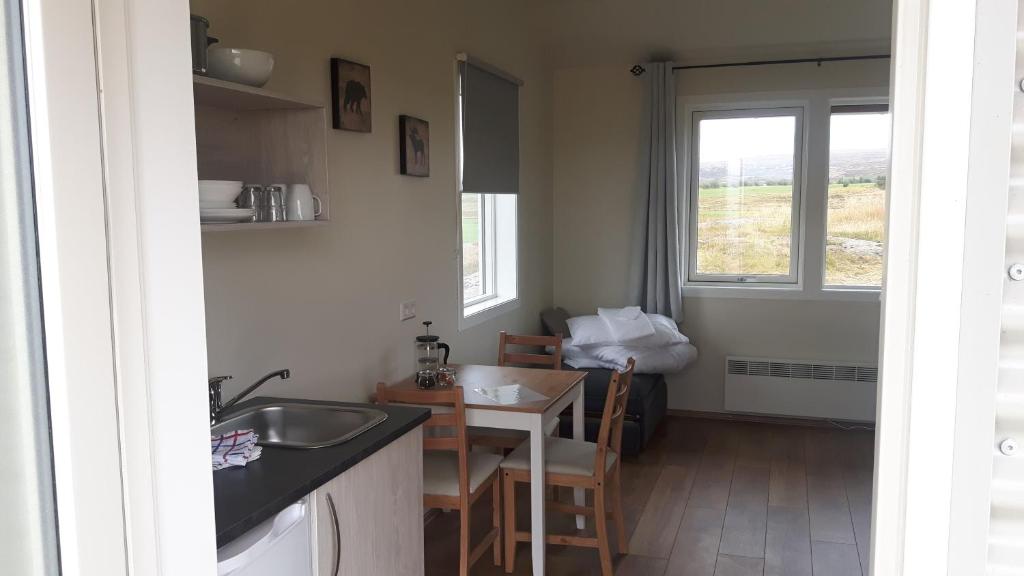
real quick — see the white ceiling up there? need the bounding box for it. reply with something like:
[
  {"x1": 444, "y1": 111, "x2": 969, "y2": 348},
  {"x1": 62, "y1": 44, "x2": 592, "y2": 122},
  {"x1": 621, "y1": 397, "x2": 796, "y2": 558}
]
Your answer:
[{"x1": 529, "y1": 0, "x2": 893, "y2": 68}]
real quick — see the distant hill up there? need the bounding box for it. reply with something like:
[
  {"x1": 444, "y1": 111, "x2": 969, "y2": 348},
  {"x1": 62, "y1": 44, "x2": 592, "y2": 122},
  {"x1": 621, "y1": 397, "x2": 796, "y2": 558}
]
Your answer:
[
  {"x1": 827, "y1": 150, "x2": 889, "y2": 181},
  {"x1": 698, "y1": 150, "x2": 889, "y2": 186}
]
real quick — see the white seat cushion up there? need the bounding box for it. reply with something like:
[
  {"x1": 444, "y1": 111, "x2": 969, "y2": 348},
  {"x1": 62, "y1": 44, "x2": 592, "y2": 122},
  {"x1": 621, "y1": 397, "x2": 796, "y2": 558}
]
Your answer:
[
  {"x1": 423, "y1": 451, "x2": 503, "y2": 497},
  {"x1": 500, "y1": 436, "x2": 617, "y2": 477},
  {"x1": 469, "y1": 417, "x2": 560, "y2": 440}
]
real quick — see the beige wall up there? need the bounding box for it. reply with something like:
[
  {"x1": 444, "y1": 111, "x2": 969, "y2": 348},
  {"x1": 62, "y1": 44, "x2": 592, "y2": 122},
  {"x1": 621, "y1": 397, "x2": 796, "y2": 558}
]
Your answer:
[
  {"x1": 553, "y1": 61, "x2": 889, "y2": 412},
  {"x1": 192, "y1": 0, "x2": 552, "y2": 401},
  {"x1": 531, "y1": 0, "x2": 892, "y2": 68}
]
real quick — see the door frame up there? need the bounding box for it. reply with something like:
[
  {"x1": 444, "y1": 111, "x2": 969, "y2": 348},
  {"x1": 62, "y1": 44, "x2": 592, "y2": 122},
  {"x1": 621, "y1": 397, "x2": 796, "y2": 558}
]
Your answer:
[
  {"x1": 873, "y1": 0, "x2": 1015, "y2": 573},
  {"x1": 22, "y1": 0, "x2": 1019, "y2": 573},
  {"x1": 22, "y1": 0, "x2": 217, "y2": 573}
]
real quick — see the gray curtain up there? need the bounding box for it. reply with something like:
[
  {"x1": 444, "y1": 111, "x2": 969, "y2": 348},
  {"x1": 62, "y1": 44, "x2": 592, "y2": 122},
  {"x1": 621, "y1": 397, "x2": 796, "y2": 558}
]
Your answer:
[{"x1": 631, "y1": 62, "x2": 683, "y2": 322}]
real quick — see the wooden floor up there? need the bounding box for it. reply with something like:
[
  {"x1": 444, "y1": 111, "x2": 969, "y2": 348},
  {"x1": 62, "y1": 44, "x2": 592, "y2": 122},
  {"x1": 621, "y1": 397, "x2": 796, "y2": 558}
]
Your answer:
[{"x1": 424, "y1": 416, "x2": 874, "y2": 576}]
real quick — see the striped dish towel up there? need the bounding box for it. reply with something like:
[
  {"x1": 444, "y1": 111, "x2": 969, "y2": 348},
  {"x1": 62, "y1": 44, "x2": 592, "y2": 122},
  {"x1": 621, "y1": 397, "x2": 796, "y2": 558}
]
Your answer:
[{"x1": 211, "y1": 429, "x2": 262, "y2": 471}]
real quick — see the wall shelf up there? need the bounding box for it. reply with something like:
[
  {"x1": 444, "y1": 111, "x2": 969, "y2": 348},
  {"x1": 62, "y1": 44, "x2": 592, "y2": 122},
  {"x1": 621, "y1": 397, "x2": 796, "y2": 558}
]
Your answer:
[
  {"x1": 192, "y1": 76, "x2": 331, "y2": 226},
  {"x1": 193, "y1": 75, "x2": 323, "y2": 110},
  {"x1": 200, "y1": 220, "x2": 329, "y2": 233}
]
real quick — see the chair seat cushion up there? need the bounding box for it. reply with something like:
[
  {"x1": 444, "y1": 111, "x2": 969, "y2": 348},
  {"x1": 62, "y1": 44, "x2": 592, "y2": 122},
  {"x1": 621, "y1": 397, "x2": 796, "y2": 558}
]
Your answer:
[
  {"x1": 423, "y1": 451, "x2": 502, "y2": 497},
  {"x1": 500, "y1": 436, "x2": 617, "y2": 476}
]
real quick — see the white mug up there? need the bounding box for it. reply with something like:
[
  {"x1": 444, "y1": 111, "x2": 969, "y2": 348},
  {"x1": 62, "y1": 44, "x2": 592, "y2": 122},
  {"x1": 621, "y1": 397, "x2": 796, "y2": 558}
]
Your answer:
[{"x1": 286, "y1": 184, "x2": 322, "y2": 221}]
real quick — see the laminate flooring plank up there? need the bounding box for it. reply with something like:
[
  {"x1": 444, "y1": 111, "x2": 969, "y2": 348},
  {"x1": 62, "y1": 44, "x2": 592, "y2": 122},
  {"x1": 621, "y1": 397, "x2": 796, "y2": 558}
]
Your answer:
[
  {"x1": 615, "y1": 554, "x2": 668, "y2": 576},
  {"x1": 620, "y1": 460, "x2": 665, "y2": 541},
  {"x1": 689, "y1": 428, "x2": 738, "y2": 511},
  {"x1": 629, "y1": 457, "x2": 699, "y2": 558},
  {"x1": 665, "y1": 506, "x2": 726, "y2": 576},
  {"x1": 764, "y1": 505, "x2": 812, "y2": 576},
  {"x1": 734, "y1": 423, "x2": 772, "y2": 469},
  {"x1": 811, "y1": 540, "x2": 862, "y2": 576},
  {"x1": 806, "y1": 473, "x2": 856, "y2": 545},
  {"x1": 719, "y1": 463, "x2": 770, "y2": 558},
  {"x1": 714, "y1": 554, "x2": 764, "y2": 576},
  {"x1": 769, "y1": 427, "x2": 808, "y2": 508}
]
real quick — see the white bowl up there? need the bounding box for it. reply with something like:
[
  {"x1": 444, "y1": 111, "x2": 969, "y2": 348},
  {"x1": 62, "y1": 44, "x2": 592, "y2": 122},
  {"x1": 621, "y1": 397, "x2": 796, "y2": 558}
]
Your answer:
[
  {"x1": 206, "y1": 48, "x2": 274, "y2": 87},
  {"x1": 198, "y1": 180, "x2": 243, "y2": 203}
]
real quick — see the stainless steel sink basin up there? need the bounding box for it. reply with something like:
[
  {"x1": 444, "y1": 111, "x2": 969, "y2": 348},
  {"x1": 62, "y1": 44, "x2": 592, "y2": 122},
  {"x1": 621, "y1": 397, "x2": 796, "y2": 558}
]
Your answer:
[{"x1": 210, "y1": 402, "x2": 388, "y2": 449}]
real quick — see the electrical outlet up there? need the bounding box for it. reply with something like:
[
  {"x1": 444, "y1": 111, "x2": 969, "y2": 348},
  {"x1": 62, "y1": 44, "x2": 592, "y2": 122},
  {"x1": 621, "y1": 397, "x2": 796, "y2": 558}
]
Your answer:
[{"x1": 400, "y1": 300, "x2": 416, "y2": 321}]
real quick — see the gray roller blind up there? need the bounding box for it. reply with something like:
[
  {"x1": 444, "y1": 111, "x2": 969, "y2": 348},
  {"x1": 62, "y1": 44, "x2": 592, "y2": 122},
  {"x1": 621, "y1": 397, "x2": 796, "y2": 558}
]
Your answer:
[{"x1": 459, "y1": 58, "x2": 520, "y2": 194}]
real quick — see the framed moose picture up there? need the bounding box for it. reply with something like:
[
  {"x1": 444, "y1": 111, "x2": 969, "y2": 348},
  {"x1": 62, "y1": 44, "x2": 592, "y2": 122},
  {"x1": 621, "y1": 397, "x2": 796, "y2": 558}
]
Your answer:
[
  {"x1": 330, "y1": 58, "x2": 371, "y2": 132},
  {"x1": 399, "y1": 115, "x2": 429, "y2": 177}
]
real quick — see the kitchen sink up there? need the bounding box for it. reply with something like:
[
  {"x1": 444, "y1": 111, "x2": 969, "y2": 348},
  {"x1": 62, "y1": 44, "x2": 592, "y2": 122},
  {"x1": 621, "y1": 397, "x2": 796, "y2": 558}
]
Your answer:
[{"x1": 210, "y1": 402, "x2": 388, "y2": 449}]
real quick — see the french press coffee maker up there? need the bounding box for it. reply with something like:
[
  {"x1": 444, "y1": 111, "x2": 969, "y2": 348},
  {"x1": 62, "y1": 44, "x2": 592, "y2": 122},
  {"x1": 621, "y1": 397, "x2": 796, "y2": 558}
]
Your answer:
[{"x1": 414, "y1": 321, "x2": 450, "y2": 389}]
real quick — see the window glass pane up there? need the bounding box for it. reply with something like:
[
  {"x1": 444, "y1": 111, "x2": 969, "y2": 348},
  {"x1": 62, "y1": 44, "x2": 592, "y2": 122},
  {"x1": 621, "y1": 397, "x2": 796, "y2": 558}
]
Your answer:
[
  {"x1": 462, "y1": 193, "x2": 483, "y2": 300},
  {"x1": 825, "y1": 110, "x2": 889, "y2": 287},
  {"x1": 695, "y1": 114, "x2": 797, "y2": 278}
]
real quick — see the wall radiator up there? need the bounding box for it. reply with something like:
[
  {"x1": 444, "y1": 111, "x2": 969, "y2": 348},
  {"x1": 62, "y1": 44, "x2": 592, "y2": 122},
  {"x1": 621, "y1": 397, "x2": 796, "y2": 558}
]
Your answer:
[{"x1": 724, "y1": 356, "x2": 878, "y2": 422}]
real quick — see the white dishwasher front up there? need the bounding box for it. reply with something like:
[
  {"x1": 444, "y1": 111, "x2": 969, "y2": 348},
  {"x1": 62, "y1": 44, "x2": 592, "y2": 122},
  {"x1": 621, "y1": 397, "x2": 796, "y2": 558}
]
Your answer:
[{"x1": 217, "y1": 497, "x2": 313, "y2": 576}]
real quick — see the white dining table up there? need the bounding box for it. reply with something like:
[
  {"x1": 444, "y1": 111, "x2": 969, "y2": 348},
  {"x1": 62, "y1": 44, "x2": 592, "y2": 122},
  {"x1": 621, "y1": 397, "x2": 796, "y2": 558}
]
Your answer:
[{"x1": 392, "y1": 364, "x2": 586, "y2": 576}]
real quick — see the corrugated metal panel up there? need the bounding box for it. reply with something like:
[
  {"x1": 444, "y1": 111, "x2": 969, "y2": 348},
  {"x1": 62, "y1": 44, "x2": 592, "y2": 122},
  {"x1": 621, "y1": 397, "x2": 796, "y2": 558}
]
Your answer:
[{"x1": 989, "y1": 10, "x2": 1024, "y2": 572}]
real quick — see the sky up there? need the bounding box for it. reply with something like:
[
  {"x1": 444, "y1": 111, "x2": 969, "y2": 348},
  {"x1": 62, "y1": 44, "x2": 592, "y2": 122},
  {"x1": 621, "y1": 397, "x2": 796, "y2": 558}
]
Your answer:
[{"x1": 698, "y1": 112, "x2": 891, "y2": 163}]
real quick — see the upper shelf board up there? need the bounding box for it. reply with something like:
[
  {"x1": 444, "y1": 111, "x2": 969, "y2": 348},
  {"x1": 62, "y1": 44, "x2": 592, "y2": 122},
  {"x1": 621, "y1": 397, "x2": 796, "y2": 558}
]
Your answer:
[{"x1": 193, "y1": 75, "x2": 323, "y2": 111}]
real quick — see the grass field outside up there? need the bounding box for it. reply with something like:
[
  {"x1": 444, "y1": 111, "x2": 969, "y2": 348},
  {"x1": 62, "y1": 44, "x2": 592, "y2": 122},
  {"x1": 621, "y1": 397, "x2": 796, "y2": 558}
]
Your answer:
[
  {"x1": 461, "y1": 195, "x2": 482, "y2": 299},
  {"x1": 695, "y1": 182, "x2": 884, "y2": 286}
]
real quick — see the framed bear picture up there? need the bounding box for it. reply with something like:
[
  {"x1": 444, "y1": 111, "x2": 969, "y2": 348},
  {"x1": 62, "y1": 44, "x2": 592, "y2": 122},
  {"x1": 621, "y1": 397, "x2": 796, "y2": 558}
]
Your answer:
[
  {"x1": 399, "y1": 115, "x2": 429, "y2": 177},
  {"x1": 330, "y1": 58, "x2": 371, "y2": 132}
]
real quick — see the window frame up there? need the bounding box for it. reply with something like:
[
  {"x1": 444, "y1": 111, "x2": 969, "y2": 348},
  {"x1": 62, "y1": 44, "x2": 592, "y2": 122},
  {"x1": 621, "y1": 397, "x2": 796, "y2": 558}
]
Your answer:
[
  {"x1": 686, "y1": 106, "x2": 806, "y2": 286},
  {"x1": 821, "y1": 99, "x2": 891, "y2": 292},
  {"x1": 462, "y1": 193, "x2": 498, "y2": 308},
  {"x1": 454, "y1": 59, "x2": 520, "y2": 328}
]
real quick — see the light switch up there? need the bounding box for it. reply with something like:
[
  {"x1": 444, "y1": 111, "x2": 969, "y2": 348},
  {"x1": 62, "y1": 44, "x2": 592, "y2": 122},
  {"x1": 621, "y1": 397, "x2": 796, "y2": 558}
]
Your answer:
[{"x1": 400, "y1": 300, "x2": 416, "y2": 321}]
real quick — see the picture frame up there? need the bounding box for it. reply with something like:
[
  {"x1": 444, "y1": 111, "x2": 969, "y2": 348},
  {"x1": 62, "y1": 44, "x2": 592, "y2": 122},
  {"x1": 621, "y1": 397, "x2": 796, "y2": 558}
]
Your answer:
[
  {"x1": 330, "y1": 58, "x2": 371, "y2": 132},
  {"x1": 399, "y1": 115, "x2": 430, "y2": 177}
]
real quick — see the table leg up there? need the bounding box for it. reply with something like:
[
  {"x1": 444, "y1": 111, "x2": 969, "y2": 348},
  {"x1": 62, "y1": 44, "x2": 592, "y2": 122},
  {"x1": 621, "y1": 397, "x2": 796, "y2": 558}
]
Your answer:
[
  {"x1": 572, "y1": 384, "x2": 586, "y2": 530},
  {"x1": 529, "y1": 415, "x2": 546, "y2": 575}
]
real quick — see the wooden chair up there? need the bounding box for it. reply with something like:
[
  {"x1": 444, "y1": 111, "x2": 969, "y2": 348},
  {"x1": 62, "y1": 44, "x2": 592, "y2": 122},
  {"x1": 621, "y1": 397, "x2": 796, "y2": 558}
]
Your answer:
[
  {"x1": 497, "y1": 331, "x2": 563, "y2": 369},
  {"x1": 469, "y1": 332, "x2": 563, "y2": 451},
  {"x1": 376, "y1": 383, "x2": 502, "y2": 576},
  {"x1": 499, "y1": 358, "x2": 635, "y2": 576}
]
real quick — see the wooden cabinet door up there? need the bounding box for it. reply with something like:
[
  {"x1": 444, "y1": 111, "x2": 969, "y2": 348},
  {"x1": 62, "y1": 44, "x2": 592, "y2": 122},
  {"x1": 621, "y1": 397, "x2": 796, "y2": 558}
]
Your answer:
[{"x1": 314, "y1": 427, "x2": 424, "y2": 576}]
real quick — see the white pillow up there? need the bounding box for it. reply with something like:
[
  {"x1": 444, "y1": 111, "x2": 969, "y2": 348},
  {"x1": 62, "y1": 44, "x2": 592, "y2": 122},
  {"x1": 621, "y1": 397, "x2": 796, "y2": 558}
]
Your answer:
[
  {"x1": 565, "y1": 315, "x2": 615, "y2": 346},
  {"x1": 627, "y1": 314, "x2": 690, "y2": 347},
  {"x1": 566, "y1": 313, "x2": 688, "y2": 348}
]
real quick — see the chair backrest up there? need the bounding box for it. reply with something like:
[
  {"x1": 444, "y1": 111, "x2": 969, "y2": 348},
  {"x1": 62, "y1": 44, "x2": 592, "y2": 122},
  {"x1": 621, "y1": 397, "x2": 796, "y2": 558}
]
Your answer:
[
  {"x1": 497, "y1": 331, "x2": 563, "y2": 369},
  {"x1": 376, "y1": 383, "x2": 470, "y2": 498},
  {"x1": 594, "y1": 358, "x2": 635, "y2": 480}
]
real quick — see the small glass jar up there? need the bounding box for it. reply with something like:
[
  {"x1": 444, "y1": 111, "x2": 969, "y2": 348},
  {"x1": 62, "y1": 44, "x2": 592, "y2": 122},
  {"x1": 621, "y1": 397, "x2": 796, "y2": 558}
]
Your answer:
[{"x1": 438, "y1": 366, "x2": 457, "y2": 388}]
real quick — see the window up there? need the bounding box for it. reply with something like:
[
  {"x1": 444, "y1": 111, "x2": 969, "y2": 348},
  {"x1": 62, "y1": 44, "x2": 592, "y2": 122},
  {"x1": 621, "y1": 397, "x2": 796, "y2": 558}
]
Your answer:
[
  {"x1": 688, "y1": 108, "x2": 803, "y2": 284},
  {"x1": 461, "y1": 193, "x2": 490, "y2": 303},
  {"x1": 457, "y1": 56, "x2": 520, "y2": 324},
  {"x1": 825, "y1": 105, "x2": 890, "y2": 288}
]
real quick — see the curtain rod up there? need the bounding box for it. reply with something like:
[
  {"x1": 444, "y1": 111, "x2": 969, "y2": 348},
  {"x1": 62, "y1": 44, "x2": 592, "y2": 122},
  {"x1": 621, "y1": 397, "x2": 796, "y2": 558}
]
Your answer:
[{"x1": 629, "y1": 54, "x2": 891, "y2": 76}]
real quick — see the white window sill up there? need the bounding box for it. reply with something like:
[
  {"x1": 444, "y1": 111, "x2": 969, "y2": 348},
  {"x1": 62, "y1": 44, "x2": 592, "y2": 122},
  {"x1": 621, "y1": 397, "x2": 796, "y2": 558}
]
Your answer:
[
  {"x1": 683, "y1": 284, "x2": 881, "y2": 302},
  {"x1": 460, "y1": 296, "x2": 519, "y2": 330}
]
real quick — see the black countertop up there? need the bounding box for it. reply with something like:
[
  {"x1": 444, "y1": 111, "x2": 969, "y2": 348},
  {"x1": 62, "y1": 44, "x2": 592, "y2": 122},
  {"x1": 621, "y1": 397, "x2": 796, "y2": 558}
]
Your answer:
[{"x1": 212, "y1": 397, "x2": 430, "y2": 548}]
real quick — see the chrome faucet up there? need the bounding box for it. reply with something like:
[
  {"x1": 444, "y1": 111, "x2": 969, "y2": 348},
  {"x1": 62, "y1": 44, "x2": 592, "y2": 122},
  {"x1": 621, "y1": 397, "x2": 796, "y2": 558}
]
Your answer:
[{"x1": 209, "y1": 369, "x2": 291, "y2": 424}]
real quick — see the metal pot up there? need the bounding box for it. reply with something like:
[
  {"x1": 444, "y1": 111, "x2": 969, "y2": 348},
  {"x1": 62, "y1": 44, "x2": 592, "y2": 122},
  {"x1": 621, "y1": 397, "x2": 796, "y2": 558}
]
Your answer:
[{"x1": 189, "y1": 15, "x2": 219, "y2": 74}]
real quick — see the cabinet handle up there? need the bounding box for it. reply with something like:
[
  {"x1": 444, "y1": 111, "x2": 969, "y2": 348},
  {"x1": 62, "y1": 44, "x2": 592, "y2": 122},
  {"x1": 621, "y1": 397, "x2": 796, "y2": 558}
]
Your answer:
[{"x1": 326, "y1": 492, "x2": 341, "y2": 576}]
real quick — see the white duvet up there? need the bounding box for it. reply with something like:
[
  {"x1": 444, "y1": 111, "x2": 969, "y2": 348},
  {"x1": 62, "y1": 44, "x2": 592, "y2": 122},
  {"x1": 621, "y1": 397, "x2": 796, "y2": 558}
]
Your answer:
[
  {"x1": 555, "y1": 312, "x2": 699, "y2": 374},
  {"x1": 562, "y1": 339, "x2": 698, "y2": 374}
]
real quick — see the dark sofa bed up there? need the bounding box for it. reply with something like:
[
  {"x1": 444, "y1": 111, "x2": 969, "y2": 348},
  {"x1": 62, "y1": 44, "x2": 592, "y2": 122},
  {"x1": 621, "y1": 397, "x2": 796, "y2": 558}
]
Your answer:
[
  {"x1": 542, "y1": 307, "x2": 668, "y2": 457},
  {"x1": 557, "y1": 366, "x2": 667, "y2": 457}
]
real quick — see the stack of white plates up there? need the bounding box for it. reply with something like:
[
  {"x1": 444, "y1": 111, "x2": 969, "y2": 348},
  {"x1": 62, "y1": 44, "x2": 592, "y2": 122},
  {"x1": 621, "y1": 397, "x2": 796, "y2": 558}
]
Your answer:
[{"x1": 199, "y1": 180, "x2": 253, "y2": 223}]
